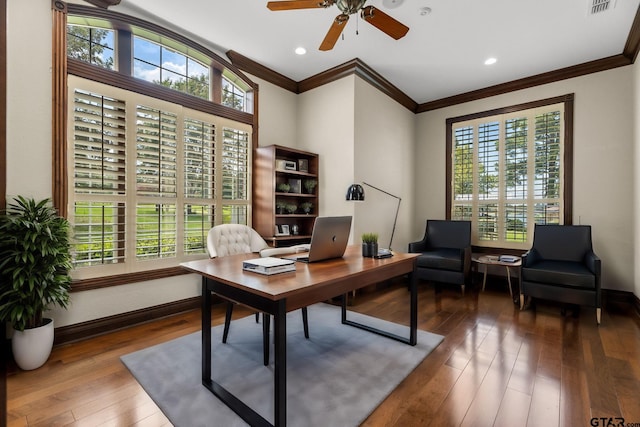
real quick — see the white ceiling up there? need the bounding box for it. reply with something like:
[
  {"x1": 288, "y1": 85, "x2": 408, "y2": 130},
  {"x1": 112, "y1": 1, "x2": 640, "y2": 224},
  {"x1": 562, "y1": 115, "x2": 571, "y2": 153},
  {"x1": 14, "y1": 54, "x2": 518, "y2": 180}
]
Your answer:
[{"x1": 115, "y1": 0, "x2": 639, "y2": 104}]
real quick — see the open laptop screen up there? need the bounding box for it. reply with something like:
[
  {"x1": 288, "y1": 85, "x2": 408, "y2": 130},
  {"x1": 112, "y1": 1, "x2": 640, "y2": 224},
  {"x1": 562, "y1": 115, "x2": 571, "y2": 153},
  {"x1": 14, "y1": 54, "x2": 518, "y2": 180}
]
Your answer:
[{"x1": 288, "y1": 216, "x2": 352, "y2": 263}]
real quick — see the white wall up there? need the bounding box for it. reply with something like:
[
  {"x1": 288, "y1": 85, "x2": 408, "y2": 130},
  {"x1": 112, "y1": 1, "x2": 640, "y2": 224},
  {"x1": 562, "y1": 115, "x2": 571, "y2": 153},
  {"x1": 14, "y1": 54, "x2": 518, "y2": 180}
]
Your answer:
[
  {"x1": 353, "y1": 78, "x2": 415, "y2": 251},
  {"x1": 250, "y1": 74, "x2": 298, "y2": 149},
  {"x1": 415, "y1": 66, "x2": 635, "y2": 292},
  {"x1": 297, "y1": 76, "x2": 357, "y2": 238}
]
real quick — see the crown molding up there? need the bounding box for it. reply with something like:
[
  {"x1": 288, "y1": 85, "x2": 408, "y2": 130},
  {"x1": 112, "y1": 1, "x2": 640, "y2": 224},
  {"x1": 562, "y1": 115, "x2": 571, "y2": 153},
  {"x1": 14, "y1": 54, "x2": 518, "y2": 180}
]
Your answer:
[
  {"x1": 226, "y1": 50, "x2": 297, "y2": 93},
  {"x1": 417, "y1": 54, "x2": 631, "y2": 113}
]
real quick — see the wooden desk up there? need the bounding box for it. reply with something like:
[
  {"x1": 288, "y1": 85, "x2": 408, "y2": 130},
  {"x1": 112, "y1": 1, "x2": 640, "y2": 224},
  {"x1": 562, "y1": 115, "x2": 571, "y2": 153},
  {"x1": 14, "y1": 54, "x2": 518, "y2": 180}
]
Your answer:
[{"x1": 180, "y1": 245, "x2": 418, "y2": 427}]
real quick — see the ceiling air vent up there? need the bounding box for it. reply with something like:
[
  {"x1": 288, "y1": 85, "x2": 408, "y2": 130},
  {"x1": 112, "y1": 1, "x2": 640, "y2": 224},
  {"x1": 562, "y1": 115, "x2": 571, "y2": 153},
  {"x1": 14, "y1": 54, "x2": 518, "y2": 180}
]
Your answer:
[{"x1": 590, "y1": 0, "x2": 615, "y2": 14}]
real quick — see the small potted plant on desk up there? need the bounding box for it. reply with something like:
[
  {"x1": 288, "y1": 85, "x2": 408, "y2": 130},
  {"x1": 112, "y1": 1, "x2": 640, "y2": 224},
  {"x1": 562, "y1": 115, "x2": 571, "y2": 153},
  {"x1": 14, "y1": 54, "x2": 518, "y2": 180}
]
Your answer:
[
  {"x1": 361, "y1": 232, "x2": 379, "y2": 257},
  {"x1": 0, "y1": 196, "x2": 72, "y2": 370}
]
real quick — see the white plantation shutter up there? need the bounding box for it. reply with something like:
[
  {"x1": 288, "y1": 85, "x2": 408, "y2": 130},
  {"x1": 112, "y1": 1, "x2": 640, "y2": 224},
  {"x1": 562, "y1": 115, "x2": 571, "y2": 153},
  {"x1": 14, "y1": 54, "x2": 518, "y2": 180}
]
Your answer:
[
  {"x1": 183, "y1": 118, "x2": 215, "y2": 254},
  {"x1": 135, "y1": 106, "x2": 178, "y2": 198},
  {"x1": 451, "y1": 102, "x2": 565, "y2": 249},
  {"x1": 184, "y1": 118, "x2": 215, "y2": 199},
  {"x1": 73, "y1": 90, "x2": 126, "y2": 194},
  {"x1": 72, "y1": 89, "x2": 127, "y2": 267}
]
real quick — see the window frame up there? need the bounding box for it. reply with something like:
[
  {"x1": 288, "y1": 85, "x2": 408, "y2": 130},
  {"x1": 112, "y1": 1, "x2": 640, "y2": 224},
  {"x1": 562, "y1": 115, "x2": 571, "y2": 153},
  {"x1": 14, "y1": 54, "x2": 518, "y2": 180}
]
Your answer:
[
  {"x1": 445, "y1": 94, "x2": 574, "y2": 249},
  {"x1": 53, "y1": 4, "x2": 259, "y2": 290}
]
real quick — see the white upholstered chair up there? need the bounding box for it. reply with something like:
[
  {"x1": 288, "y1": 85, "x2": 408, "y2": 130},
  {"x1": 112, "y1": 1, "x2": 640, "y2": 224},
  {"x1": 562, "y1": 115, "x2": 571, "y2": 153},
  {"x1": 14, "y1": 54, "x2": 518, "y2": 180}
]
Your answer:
[{"x1": 206, "y1": 224, "x2": 309, "y2": 365}]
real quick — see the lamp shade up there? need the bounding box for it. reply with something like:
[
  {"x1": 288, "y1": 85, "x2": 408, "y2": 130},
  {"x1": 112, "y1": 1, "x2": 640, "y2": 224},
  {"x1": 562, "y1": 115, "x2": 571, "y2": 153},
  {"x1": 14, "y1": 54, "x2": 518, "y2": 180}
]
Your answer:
[{"x1": 346, "y1": 184, "x2": 365, "y2": 201}]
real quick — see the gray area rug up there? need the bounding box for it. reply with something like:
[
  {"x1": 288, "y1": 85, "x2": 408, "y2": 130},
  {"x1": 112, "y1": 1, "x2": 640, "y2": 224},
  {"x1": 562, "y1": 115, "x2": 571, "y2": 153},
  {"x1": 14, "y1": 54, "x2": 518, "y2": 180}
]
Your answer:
[{"x1": 121, "y1": 303, "x2": 443, "y2": 427}]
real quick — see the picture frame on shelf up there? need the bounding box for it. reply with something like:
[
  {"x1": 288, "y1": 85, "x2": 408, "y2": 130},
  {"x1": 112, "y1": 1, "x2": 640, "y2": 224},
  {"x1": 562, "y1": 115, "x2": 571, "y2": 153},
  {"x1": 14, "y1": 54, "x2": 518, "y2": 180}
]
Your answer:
[
  {"x1": 275, "y1": 224, "x2": 290, "y2": 236},
  {"x1": 288, "y1": 178, "x2": 302, "y2": 194},
  {"x1": 298, "y1": 159, "x2": 309, "y2": 173},
  {"x1": 276, "y1": 159, "x2": 297, "y2": 171}
]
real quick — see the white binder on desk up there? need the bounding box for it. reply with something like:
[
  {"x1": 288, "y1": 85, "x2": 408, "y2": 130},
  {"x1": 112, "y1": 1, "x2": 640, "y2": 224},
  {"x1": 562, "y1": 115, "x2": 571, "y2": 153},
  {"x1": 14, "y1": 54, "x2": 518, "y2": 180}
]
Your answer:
[{"x1": 242, "y1": 257, "x2": 296, "y2": 275}]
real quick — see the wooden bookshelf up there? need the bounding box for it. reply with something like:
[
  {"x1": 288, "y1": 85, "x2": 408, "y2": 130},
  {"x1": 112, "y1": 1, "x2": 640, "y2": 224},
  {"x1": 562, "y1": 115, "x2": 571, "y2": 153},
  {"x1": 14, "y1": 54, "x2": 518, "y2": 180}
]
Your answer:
[{"x1": 253, "y1": 145, "x2": 319, "y2": 247}]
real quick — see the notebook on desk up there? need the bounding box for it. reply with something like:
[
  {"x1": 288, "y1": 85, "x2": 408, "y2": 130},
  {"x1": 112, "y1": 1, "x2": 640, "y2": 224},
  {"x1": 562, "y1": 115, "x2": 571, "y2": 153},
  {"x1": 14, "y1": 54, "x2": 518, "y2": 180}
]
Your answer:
[{"x1": 285, "y1": 216, "x2": 352, "y2": 263}]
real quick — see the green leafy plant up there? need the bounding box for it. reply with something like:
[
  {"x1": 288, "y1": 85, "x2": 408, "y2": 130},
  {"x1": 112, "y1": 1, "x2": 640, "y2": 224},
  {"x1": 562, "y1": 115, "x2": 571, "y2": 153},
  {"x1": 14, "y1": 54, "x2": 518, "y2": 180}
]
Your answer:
[
  {"x1": 277, "y1": 183, "x2": 291, "y2": 193},
  {"x1": 276, "y1": 201, "x2": 287, "y2": 213},
  {"x1": 303, "y1": 179, "x2": 317, "y2": 194},
  {"x1": 0, "y1": 196, "x2": 72, "y2": 331},
  {"x1": 285, "y1": 203, "x2": 298, "y2": 214},
  {"x1": 361, "y1": 232, "x2": 378, "y2": 244},
  {"x1": 300, "y1": 202, "x2": 313, "y2": 214}
]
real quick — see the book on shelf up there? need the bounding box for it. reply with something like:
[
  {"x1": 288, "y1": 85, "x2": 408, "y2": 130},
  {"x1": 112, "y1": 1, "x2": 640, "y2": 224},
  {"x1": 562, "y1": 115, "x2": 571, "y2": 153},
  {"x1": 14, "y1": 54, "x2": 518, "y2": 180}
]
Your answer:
[
  {"x1": 498, "y1": 255, "x2": 520, "y2": 263},
  {"x1": 242, "y1": 257, "x2": 296, "y2": 275}
]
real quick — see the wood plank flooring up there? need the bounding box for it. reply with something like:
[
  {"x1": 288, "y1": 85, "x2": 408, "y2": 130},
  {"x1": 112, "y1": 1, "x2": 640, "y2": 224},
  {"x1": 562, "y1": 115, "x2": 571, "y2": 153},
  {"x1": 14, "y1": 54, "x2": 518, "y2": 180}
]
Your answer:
[{"x1": 6, "y1": 280, "x2": 640, "y2": 427}]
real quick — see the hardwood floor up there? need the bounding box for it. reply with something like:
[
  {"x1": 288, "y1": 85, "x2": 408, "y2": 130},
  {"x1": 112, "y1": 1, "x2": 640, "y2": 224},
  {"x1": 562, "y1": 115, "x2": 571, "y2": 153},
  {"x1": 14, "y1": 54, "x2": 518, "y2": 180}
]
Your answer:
[{"x1": 6, "y1": 280, "x2": 640, "y2": 427}]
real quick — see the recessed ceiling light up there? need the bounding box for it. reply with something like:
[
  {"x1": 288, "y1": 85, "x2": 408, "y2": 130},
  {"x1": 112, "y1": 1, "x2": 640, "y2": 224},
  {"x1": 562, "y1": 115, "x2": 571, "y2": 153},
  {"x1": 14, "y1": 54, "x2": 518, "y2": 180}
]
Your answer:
[
  {"x1": 295, "y1": 47, "x2": 307, "y2": 55},
  {"x1": 382, "y1": 0, "x2": 404, "y2": 8},
  {"x1": 418, "y1": 6, "x2": 432, "y2": 16},
  {"x1": 484, "y1": 57, "x2": 497, "y2": 65}
]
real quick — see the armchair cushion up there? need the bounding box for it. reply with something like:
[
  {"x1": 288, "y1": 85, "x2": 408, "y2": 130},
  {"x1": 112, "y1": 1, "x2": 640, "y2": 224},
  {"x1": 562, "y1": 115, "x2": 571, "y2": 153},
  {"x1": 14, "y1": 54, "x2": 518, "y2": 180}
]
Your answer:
[
  {"x1": 416, "y1": 248, "x2": 465, "y2": 272},
  {"x1": 522, "y1": 260, "x2": 596, "y2": 289}
]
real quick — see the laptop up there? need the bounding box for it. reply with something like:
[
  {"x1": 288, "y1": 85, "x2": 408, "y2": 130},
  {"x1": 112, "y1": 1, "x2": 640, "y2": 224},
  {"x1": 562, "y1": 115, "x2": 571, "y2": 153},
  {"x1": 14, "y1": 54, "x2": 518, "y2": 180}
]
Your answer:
[{"x1": 286, "y1": 216, "x2": 352, "y2": 263}]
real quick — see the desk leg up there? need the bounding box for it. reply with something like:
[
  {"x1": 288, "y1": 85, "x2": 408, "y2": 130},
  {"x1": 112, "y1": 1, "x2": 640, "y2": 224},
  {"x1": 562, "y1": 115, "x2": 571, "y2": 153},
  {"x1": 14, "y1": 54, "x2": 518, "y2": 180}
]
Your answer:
[
  {"x1": 273, "y1": 299, "x2": 287, "y2": 427},
  {"x1": 506, "y1": 266, "x2": 513, "y2": 298},
  {"x1": 201, "y1": 277, "x2": 212, "y2": 383},
  {"x1": 408, "y1": 270, "x2": 417, "y2": 346},
  {"x1": 482, "y1": 265, "x2": 488, "y2": 291},
  {"x1": 341, "y1": 272, "x2": 417, "y2": 346}
]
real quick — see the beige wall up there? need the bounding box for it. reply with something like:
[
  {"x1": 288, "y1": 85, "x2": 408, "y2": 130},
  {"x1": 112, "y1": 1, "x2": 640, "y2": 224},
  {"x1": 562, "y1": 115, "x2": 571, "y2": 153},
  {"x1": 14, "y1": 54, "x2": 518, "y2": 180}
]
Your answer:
[
  {"x1": 415, "y1": 66, "x2": 636, "y2": 292},
  {"x1": 353, "y1": 77, "x2": 415, "y2": 251},
  {"x1": 297, "y1": 76, "x2": 357, "y2": 231}
]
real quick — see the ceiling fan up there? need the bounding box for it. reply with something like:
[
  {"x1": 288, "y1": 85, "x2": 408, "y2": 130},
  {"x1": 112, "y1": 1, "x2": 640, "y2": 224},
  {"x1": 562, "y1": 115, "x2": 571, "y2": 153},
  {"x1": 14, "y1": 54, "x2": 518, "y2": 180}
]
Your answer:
[{"x1": 266, "y1": 0, "x2": 409, "y2": 51}]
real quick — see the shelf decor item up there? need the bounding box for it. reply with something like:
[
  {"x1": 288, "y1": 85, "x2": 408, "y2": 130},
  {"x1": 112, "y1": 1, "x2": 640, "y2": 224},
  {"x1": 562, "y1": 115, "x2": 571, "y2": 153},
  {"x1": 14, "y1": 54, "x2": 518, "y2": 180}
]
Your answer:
[
  {"x1": 285, "y1": 203, "x2": 298, "y2": 214},
  {"x1": 303, "y1": 179, "x2": 317, "y2": 194},
  {"x1": 361, "y1": 232, "x2": 379, "y2": 257},
  {"x1": 277, "y1": 183, "x2": 291, "y2": 193},
  {"x1": 0, "y1": 196, "x2": 72, "y2": 370},
  {"x1": 300, "y1": 202, "x2": 313, "y2": 214}
]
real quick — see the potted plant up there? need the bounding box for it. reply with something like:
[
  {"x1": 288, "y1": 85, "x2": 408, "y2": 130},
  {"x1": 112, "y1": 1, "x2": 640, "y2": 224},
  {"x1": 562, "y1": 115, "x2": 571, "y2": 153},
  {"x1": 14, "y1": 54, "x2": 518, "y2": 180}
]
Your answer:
[
  {"x1": 285, "y1": 203, "x2": 298, "y2": 214},
  {"x1": 361, "y1": 232, "x2": 379, "y2": 257},
  {"x1": 0, "y1": 196, "x2": 72, "y2": 370},
  {"x1": 276, "y1": 201, "x2": 287, "y2": 214},
  {"x1": 277, "y1": 183, "x2": 291, "y2": 193},
  {"x1": 303, "y1": 179, "x2": 317, "y2": 194},
  {"x1": 300, "y1": 202, "x2": 313, "y2": 214}
]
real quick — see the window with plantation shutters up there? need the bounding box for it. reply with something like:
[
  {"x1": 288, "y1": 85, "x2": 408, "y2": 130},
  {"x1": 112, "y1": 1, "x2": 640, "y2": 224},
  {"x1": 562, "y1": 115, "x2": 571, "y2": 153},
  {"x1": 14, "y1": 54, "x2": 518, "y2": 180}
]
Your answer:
[
  {"x1": 72, "y1": 89, "x2": 127, "y2": 267},
  {"x1": 448, "y1": 96, "x2": 573, "y2": 249},
  {"x1": 68, "y1": 76, "x2": 252, "y2": 279}
]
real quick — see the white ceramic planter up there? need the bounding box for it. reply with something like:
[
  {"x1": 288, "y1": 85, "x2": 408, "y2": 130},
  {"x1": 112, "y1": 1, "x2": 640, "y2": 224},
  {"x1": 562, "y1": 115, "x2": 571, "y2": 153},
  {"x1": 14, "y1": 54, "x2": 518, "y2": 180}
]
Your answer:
[{"x1": 12, "y1": 318, "x2": 54, "y2": 370}]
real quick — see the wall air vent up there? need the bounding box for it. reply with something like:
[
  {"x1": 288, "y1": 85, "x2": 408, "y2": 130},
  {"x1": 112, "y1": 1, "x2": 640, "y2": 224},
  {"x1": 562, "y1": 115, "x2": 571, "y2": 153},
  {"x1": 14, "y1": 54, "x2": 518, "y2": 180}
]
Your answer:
[{"x1": 589, "y1": 0, "x2": 615, "y2": 14}]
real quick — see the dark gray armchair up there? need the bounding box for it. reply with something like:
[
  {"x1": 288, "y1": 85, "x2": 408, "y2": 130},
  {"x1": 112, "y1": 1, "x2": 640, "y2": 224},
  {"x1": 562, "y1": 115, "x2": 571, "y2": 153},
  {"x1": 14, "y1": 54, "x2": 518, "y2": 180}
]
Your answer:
[
  {"x1": 520, "y1": 224, "x2": 601, "y2": 324},
  {"x1": 408, "y1": 220, "x2": 472, "y2": 295}
]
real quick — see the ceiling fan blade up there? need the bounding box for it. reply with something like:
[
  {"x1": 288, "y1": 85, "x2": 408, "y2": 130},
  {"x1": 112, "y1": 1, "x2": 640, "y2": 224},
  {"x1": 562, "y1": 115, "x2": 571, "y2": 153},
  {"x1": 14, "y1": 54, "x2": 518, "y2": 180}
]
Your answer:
[
  {"x1": 360, "y1": 5, "x2": 409, "y2": 40},
  {"x1": 267, "y1": 0, "x2": 334, "y2": 11},
  {"x1": 319, "y1": 14, "x2": 349, "y2": 51}
]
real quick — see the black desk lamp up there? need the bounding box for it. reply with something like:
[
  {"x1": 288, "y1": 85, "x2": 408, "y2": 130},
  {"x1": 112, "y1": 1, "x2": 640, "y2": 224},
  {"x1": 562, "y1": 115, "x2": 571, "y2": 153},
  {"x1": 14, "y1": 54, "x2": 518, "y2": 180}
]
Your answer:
[{"x1": 346, "y1": 181, "x2": 401, "y2": 252}]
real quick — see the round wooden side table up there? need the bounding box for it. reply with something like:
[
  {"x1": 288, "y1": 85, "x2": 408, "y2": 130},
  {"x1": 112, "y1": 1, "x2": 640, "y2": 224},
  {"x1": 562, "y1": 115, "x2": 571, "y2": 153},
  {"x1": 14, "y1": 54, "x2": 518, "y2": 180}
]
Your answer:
[{"x1": 472, "y1": 255, "x2": 522, "y2": 299}]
